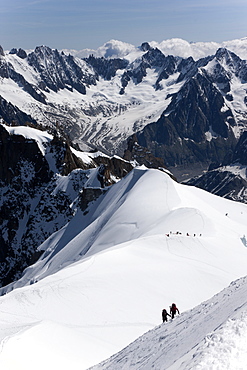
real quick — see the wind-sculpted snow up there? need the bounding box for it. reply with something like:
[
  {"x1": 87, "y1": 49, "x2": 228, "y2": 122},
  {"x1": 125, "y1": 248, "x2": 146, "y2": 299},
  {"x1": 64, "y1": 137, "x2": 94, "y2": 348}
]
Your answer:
[
  {"x1": 4, "y1": 166, "x2": 247, "y2": 289},
  {"x1": 0, "y1": 168, "x2": 247, "y2": 369}
]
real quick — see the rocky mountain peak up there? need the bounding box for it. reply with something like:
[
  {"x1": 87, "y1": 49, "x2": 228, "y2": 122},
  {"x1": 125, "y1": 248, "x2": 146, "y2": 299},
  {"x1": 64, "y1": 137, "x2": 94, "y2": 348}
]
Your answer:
[
  {"x1": 9, "y1": 48, "x2": 27, "y2": 59},
  {"x1": 140, "y1": 42, "x2": 151, "y2": 52},
  {"x1": 214, "y1": 47, "x2": 245, "y2": 78},
  {"x1": 27, "y1": 46, "x2": 97, "y2": 94}
]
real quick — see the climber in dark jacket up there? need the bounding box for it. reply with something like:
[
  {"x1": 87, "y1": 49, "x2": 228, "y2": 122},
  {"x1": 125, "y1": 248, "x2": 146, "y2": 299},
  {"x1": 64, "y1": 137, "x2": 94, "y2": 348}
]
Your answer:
[
  {"x1": 170, "y1": 303, "x2": 180, "y2": 319},
  {"x1": 162, "y1": 308, "x2": 171, "y2": 322}
]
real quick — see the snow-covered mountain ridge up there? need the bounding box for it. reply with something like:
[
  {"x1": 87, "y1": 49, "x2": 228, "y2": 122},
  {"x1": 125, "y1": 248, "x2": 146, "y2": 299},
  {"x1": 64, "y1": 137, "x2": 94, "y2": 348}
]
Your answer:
[
  {"x1": 1, "y1": 38, "x2": 247, "y2": 175},
  {"x1": 1, "y1": 38, "x2": 247, "y2": 369},
  {"x1": 0, "y1": 122, "x2": 134, "y2": 287},
  {"x1": 0, "y1": 159, "x2": 247, "y2": 369}
]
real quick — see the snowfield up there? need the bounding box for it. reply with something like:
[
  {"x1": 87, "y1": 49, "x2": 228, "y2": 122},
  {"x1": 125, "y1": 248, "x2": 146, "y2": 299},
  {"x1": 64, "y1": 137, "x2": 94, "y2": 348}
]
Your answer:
[
  {"x1": 0, "y1": 166, "x2": 247, "y2": 369},
  {"x1": 91, "y1": 276, "x2": 247, "y2": 370}
]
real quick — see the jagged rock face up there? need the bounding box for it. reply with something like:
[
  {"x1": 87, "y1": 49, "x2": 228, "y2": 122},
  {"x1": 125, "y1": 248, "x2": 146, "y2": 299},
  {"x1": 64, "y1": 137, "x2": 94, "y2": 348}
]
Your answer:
[
  {"x1": 214, "y1": 48, "x2": 247, "y2": 84},
  {"x1": 169, "y1": 71, "x2": 235, "y2": 139},
  {"x1": 9, "y1": 48, "x2": 27, "y2": 59},
  {"x1": 123, "y1": 134, "x2": 165, "y2": 169},
  {"x1": 232, "y1": 131, "x2": 247, "y2": 165},
  {"x1": 184, "y1": 130, "x2": 247, "y2": 203},
  {"x1": 79, "y1": 187, "x2": 107, "y2": 212},
  {"x1": 0, "y1": 126, "x2": 89, "y2": 286},
  {"x1": 27, "y1": 46, "x2": 97, "y2": 94},
  {"x1": 0, "y1": 124, "x2": 135, "y2": 287},
  {"x1": 135, "y1": 67, "x2": 237, "y2": 168},
  {"x1": 84, "y1": 56, "x2": 128, "y2": 80},
  {"x1": 0, "y1": 126, "x2": 68, "y2": 285},
  {"x1": 120, "y1": 48, "x2": 178, "y2": 93},
  {"x1": 0, "y1": 46, "x2": 4, "y2": 57},
  {"x1": 49, "y1": 135, "x2": 91, "y2": 175},
  {"x1": 185, "y1": 170, "x2": 247, "y2": 203},
  {"x1": 0, "y1": 44, "x2": 247, "y2": 175},
  {"x1": 0, "y1": 96, "x2": 38, "y2": 126},
  {"x1": 93, "y1": 154, "x2": 134, "y2": 185},
  {"x1": 0, "y1": 124, "x2": 51, "y2": 185}
]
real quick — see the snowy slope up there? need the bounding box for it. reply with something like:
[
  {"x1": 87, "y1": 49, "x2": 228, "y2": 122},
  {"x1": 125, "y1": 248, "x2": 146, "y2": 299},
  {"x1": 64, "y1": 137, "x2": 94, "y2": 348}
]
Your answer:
[
  {"x1": 91, "y1": 275, "x2": 247, "y2": 370},
  {"x1": 0, "y1": 168, "x2": 247, "y2": 369}
]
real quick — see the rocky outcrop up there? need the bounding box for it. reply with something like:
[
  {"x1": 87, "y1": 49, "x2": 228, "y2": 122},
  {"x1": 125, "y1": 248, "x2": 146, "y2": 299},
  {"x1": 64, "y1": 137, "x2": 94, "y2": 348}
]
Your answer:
[
  {"x1": 93, "y1": 154, "x2": 134, "y2": 186},
  {"x1": 120, "y1": 47, "x2": 178, "y2": 93},
  {"x1": 0, "y1": 123, "x2": 135, "y2": 287},
  {"x1": 79, "y1": 187, "x2": 107, "y2": 212},
  {"x1": 0, "y1": 96, "x2": 38, "y2": 126},
  {"x1": 0, "y1": 124, "x2": 51, "y2": 186},
  {"x1": 123, "y1": 134, "x2": 165, "y2": 169},
  {"x1": 232, "y1": 131, "x2": 247, "y2": 165},
  {"x1": 27, "y1": 46, "x2": 97, "y2": 93},
  {"x1": 135, "y1": 67, "x2": 237, "y2": 168},
  {"x1": 84, "y1": 55, "x2": 128, "y2": 80},
  {"x1": 9, "y1": 48, "x2": 27, "y2": 59},
  {"x1": 185, "y1": 130, "x2": 247, "y2": 203},
  {"x1": 0, "y1": 46, "x2": 4, "y2": 57}
]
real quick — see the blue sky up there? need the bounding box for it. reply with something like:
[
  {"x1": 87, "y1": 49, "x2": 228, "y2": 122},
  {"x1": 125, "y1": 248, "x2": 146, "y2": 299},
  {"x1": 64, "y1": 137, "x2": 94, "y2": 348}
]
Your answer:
[{"x1": 1, "y1": 0, "x2": 247, "y2": 50}]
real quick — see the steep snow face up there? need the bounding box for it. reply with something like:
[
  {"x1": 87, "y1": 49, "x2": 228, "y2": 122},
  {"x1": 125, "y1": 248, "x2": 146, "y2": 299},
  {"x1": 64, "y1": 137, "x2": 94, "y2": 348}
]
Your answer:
[
  {"x1": 91, "y1": 276, "x2": 247, "y2": 370},
  {"x1": 0, "y1": 168, "x2": 247, "y2": 369}
]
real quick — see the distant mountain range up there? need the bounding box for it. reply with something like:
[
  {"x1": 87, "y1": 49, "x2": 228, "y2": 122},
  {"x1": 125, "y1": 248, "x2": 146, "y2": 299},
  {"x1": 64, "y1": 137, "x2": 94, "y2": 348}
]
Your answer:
[
  {"x1": 1, "y1": 37, "x2": 247, "y2": 195},
  {"x1": 63, "y1": 37, "x2": 247, "y2": 61}
]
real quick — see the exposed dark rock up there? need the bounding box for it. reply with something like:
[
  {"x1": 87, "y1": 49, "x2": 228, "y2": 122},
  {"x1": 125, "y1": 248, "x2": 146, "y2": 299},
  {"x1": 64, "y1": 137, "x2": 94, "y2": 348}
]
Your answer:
[
  {"x1": 49, "y1": 135, "x2": 91, "y2": 175},
  {"x1": 0, "y1": 46, "x2": 4, "y2": 57},
  {"x1": 0, "y1": 97, "x2": 37, "y2": 126},
  {"x1": 232, "y1": 131, "x2": 247, "y2": 165},
  {"x1": 185, "y1": 170, "x2": 247, "y2": 203},
  {"x1": 123, "y1": 134, "x2": 165, "y2": 169},
  {"x1": 120, "y1": 48, "x2": 179, "y2": 93},
  {"x1": 27, "y1": 46, "x2": 97, "y2": 93},
  {"x1": 93, "y1": 154, "x2": 134, "y2": 186},
  {"x1": 79, "y1": 187, "x2": 107, "y2": 212},
  {"x1": 184, "y1": 130, "x2": 247, "y2": 203},
  {"x1": 17, "y1": 48, "x2": 27, "y2": 59},
  {"x1": 84, "y1": 55, "x2": 128, "y2": 80},
  {"x1": 9, "y1": 48, "x2": 17, "y2": 55},
  {"x1": 140, "y1": 42, "x2": 151, "y2": 52},
  {"x1": 9, "y1": 48, "x2": 27, "y2": 59},
  {"x1": 135, "y1": 68, "x2": 237, "y2": 168},
  {"x1": 0, "y1": 124, "x2": 51, "y2": 186}
]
